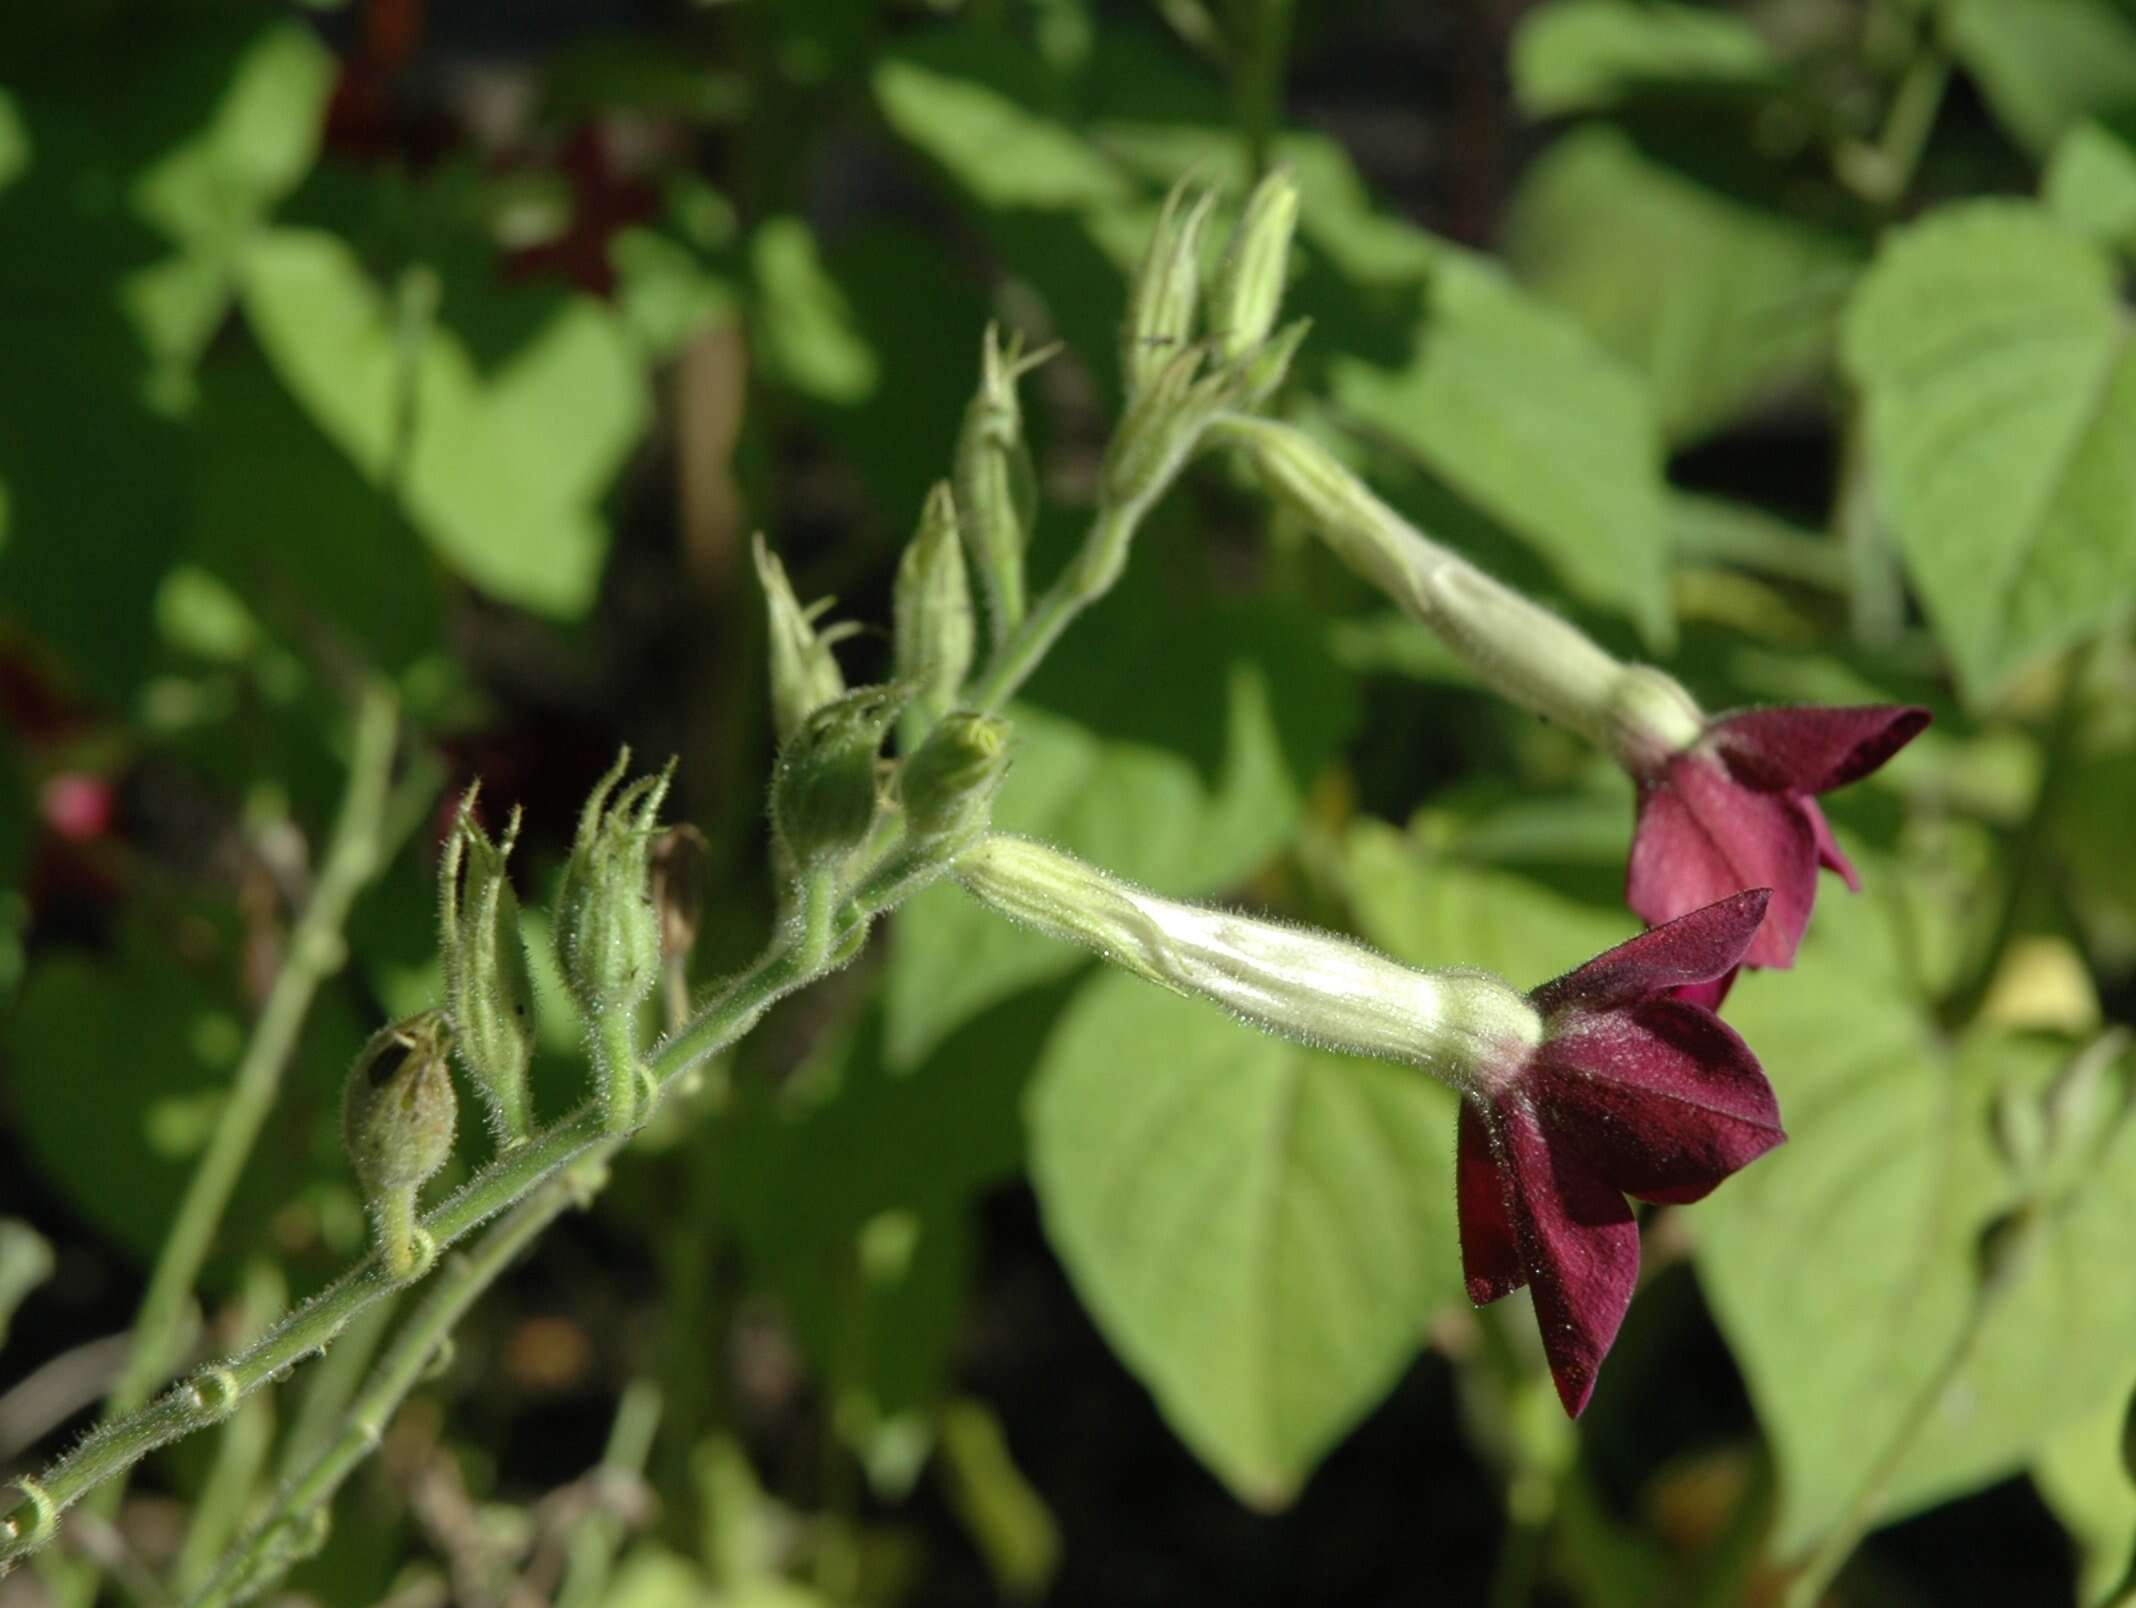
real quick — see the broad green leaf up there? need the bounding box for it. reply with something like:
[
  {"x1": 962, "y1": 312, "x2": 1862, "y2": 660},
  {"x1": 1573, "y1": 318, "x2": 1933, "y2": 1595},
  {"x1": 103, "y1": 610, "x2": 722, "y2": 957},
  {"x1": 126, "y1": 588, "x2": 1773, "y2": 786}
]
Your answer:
[
  {"x1": 1946, "y1": 0, "x2": 2136, "y2": 157},
  {"x1": 242, "y1": 229, "x2": 648, "y2": 619},
  {"x1": 885, "y1": 588, "x2": 1356, "y2": 1065},
  {"x1": 1341, "y1": 814, "x2": 1632, "y2": 985},
  {"x1": 2032, "y1": 1373, "x2": 2136, "y2": 1606},
  {"x1": 4, "y1": 925, "x2": 365, "y2": 1273},
  {"x1": 749, "y1": 216, "x2": 878, "y2": 406},
  {"x1": 1842, "y1": 202, "x2": 2136, "y2": 706},
  {"x1": 1028, "y1": 967, "x2": 1464, "y2": 1505},
  {"x1": 874, "y1": 55, "x2": 1133, "y2": 213},
  {"x1": 2045, "y1": 119, "x2": 2136, "y2": 255},
  {"x1": 1698, "y1": 897, "x2": 2136, "y2": 1557},
  {"x1": 1329, "y1": 247, "x2": 1673, "y2": 647},
  {"x1": 1510, "y1": 0, "x2": 1779, "y2": 118},
  {"x1": 1506, "y1": 127, "x2": 1860, "y2": 443}
]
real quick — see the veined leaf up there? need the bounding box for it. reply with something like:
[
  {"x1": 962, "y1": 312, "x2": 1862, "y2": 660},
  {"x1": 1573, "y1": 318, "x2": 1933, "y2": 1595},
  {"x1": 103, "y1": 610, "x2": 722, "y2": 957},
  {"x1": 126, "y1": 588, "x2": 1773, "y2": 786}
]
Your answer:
[{"x1": 1842, "y1": 202, "x2": 2136, "y2": 707}]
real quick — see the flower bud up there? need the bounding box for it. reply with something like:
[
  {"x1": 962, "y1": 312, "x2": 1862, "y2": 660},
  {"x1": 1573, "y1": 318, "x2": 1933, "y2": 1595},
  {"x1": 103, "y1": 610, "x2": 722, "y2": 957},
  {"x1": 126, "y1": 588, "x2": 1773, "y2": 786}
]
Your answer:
[
  {"x1": 894, "y1": 481, "x2": 976, "y2": 733},
  {"x1": 1212, "y1": 167, "x2": 1299, "y2": 360},
  {"x1": 899, "y1": 712, "x2": 1013, "y2": 843},
  {"x1": 439, "y1": 789, "x2": 535, "y2": 1145},
  {"x1": 957, "y1": 834, "x2": 1542, "y2": 1092},
  {"x1": 772, "y1": 685, "x2": 906, "y2": 874},
  {"x1": 954, "y1": 325, "x2": 1054, "y2": 639},
  {"x1": 343, "y1": 1010, "x2": 457, "y2": 1278},
  {"x1": 1097, "y1": 345, "x2": 1251, "y2": 537},
  {"x1": 753, "y1": 534, "x2": 853, "y2": 744},
  {"x1": 555, "y1": 751, "x2": 672, "y2": 1025},
  {"x1": 1232, "y1": 316, "x2": 1311, "y2": 411},
  {"x1": 1122, "y1": 179, "x2": 1217, "y2": 396}
]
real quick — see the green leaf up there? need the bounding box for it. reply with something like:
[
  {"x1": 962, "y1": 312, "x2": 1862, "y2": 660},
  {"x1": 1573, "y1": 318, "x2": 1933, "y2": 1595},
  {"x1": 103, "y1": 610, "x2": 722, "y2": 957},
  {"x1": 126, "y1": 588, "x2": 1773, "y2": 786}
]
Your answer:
[
  {"x1": 1842, "y1": 202, "x2": 2136, "y2": 706},
  {"x1": 241, "y1": 228, "x2": 648, "y2": 619},
  {"x1": 2032, "y1": 1372, "x2": 2136, "y2": 1606},
  {"x1": 2045, "y1": 119, "x2": 2136, "y2": 256},
  {"x1": 1329, "y1": 246, "x2": 1674, "y2": 647},
  {"x1": 1946, "y1": 0, "x2": 2136, "y2": 157},
  {"x1": 1506, "y1": 127, "x2": 1860, "y2": 443},
  {"x1": 1510, "y1": 0, "x2": 1779, "y2": 119},
  {"x1": 4, "y1": 924, "x2": 364, "y2": 1273},
  {"x1": 1028, "y1": 966, "x2": 1464, "y2": 1505},
  {"x1": 749, "y1": 216, "x2": 878, "y2": 406},
  {"x1": 1697, "y1": 897, "x2": 2136, "y2": 1556},
  {"x1": 1341, "y1": 814, "x2": 1633, "y2": 985},
  {"x1": 884, "y1": 587, "x2": 1356, "y2": 1066},
  {"x1": 874, "y1": 53, "x2": 1133, "y2": 213}
]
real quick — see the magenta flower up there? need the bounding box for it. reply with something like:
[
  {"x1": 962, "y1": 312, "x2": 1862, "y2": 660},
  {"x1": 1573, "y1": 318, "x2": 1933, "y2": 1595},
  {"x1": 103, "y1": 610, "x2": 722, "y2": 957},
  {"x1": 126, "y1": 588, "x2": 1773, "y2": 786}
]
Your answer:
[
  {"x1": 1624, "y1": 705, "x2": 1929, "y2": 972},
  {"x1": 1457, "y1": 890, "x2": 1785, "y2": 1416}
]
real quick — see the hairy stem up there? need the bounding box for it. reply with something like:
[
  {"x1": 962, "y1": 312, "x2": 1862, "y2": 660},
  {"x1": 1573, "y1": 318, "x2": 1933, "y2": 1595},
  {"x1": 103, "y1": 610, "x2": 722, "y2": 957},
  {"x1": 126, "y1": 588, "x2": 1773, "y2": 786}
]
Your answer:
[
  {"x1": 0, "y1": 919, "x2": 838, "y2": 1575},
  {"x1": 965, "y1": 501, "x2": 1139, "y2": 712},
  {"x1": 70, "y1": 685, "x2": 401, "y2": 1585},
  {"x1": 190, "y1": 1181, "x2": 577, "y2": 1608}
]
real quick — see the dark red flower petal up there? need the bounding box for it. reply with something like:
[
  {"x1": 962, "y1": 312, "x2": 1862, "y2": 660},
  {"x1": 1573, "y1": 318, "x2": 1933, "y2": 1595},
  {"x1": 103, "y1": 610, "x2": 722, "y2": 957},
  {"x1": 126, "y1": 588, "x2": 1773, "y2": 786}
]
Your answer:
[
  {"x1": 1494, "y1": 1097, "x2": 1640, "y2": 1417},
  {"x1": 1708, "y1": 704, "x2": 1930, "y2": 796},
  {"x1": 1669, "y1": 969, "x2": 1737, "y2": 1011},
  {"x1": 1625, "y1": 758, "x2": 1818, "y2": 969},
  {"x1": 1457, "y1": 1100, "x2": 1526, "y2": 1302},
  {"x1": 1533, "y1": 888, "x2": 1771, "y2": 1016},
  {"x1": 1804, "y1": 797, "x2": 1861, "y2": 892},
  {"x1": 1533, "y1": 1001, "x2": 1783, "y2": 1205}
]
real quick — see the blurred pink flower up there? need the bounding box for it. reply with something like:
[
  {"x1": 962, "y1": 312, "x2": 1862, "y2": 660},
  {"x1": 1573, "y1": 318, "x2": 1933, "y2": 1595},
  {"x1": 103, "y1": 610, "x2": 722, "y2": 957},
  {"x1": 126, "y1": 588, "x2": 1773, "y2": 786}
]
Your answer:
[
  {"x1": 1458, "y1": 890, "x2": 1785, "y2": 1415},
  {"x1": 1625, "y1": 705, "x2": 1930, "y2": 972}
]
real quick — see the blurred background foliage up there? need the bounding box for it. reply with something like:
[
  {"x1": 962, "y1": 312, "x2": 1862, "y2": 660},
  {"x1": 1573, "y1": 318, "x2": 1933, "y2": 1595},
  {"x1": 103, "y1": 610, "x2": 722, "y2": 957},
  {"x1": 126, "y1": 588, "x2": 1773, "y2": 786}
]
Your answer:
[{"x1": 2, "y1": 0, "x2": 2135, "y2": 1604}]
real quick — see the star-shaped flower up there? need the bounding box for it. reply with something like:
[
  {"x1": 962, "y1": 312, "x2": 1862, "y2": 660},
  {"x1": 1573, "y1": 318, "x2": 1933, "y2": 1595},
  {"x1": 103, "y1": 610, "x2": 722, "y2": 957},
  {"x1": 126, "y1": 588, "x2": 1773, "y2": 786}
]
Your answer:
[
  {"x1": 1457, "y1": 890, "x2": 1786, "y2": 1415},
  {"x1": 1625, "y1": 704, "x2": 1930, "y2": 973}
]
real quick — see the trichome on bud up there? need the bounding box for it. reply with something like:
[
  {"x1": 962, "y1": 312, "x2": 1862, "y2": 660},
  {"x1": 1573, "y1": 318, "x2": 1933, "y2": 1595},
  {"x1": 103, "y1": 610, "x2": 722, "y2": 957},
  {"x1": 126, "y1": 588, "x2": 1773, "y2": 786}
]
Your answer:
[
  {"x1": 439, "y1": 788, "x2": 535, "y2": 1145},
  {"x1": 343, "y1": 1010, "x2": 457, "y2": 1279}
]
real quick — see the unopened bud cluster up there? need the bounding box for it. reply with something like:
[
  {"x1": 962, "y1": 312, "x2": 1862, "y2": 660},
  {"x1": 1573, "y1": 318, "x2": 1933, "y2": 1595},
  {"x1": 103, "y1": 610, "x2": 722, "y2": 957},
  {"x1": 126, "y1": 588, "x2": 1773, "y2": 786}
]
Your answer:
[{"x1": 439, "y1": 790, "x2": 535, "y2": 1145}]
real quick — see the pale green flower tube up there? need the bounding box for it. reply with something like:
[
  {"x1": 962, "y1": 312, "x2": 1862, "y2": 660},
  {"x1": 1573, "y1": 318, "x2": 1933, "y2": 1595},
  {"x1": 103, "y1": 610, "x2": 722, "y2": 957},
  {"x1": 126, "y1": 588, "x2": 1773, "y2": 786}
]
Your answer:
[
  {"x1": 956, "y1": 834, "x2": 1540, "y2": 1098},
  {"x1": 1212, "y1": 414, "x2": 1706, "y2": 769}
]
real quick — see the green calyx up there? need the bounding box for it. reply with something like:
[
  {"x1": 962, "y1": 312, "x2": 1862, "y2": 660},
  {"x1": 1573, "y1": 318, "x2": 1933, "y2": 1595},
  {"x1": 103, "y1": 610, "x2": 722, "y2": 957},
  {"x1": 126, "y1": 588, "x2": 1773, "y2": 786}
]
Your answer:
[
  {"x1": 753, "y1": 534, "x2": 854, "y2": 743},
  {"x1": 899, "y1": 711, "x2": 1014, "y2": 842},
  {"x1": 555, "y1": 750, "x2": 674, "y2": 1024},
  {"x1": 439, "y1": 788, "x2": 535, "y2": 1145},
  {"x1": 895, "y1": 480, "x2": 976, "y2": 734},
  {"x1": 1122, "y1": 179, "x2": 1217, "y2": 397},
  {"x1": 1212, "y1": 166, "x2": 1300, "y2": 361},
  {"x1": 772, "y1": 684, "x2": 907, "y2": 874},
  {"x1": 954, "y1": 325, "x2": 1056, "y2": 641}
]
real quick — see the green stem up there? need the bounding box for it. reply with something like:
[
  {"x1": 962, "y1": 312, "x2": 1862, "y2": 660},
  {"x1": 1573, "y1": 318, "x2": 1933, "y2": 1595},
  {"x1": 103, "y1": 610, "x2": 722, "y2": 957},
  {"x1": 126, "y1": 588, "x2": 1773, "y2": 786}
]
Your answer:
[
  {"x1": 169, "y1": 1264, "x2": 284, "y2": 1598},
  {"x1": 1227, "y1": 0, "x2": 1294, "y2": 178},
  {"x1": 965, "y1": 502, "x2": 1139, "y2": 712},
  {"x1": 1944, "y1": 642, "x2": 2094, "y2": 1031},
  {"x1": 599, "y1": 1007, "x2": 644, "y2": 1135},
  {"x1": 554, "y1": 1381, "x2": 664, "y2": 1608},
  {"x1": 189, "y1": 1181, "x2": 577, "y2": 1608},
  {"x1": 0, "y1": 928, "x2": 828, "y2": 1576},
  {"x1": 73, "y1": 685, "x2": 400, "y2": 1579},
  {"x1": 274, "y1": 1295, "x2": 398, "y2": 1484}
]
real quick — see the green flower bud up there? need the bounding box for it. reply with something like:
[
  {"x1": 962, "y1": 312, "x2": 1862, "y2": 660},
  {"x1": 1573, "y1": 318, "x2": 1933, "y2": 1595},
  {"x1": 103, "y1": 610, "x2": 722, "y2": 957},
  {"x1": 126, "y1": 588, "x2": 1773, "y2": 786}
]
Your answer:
[
  {"x1": 1122, "y1": 179, "x2": 1217, "y2": 397},
  {"x1": 954, "y1": 325, "x2": 1055, "y2": 639},
  {"x1": 753, "y1": 534, "x2": 853, "y2": 743},
  {"x1": 894, "y1": 481, "x2": 975, "y2": 735},
  {"x1": 772, "y1": 685, "x2": 906, "y2": 874},
  {"x1": 1232, "y1": 315, "x2": 1311, "y2": 411},
  {"x1": 1097, "y1": 344, "x2": 1250, "y2": 539},
  {"x1": 555, "y1": 751, "x2": 672, "y2": 1024},
  {"x1": 1212, "y1": 166, "x2": 1299, "y2": 360},
  {"x1": 343, "y1": 1011, "x2": 457, "y2": 1278},
  {"x1": 439, "y1": 788, "x2": 535, "y2": 1145},
  {"x1": 900, "y1": 711, "x2": 1013, "y2": 843}
]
